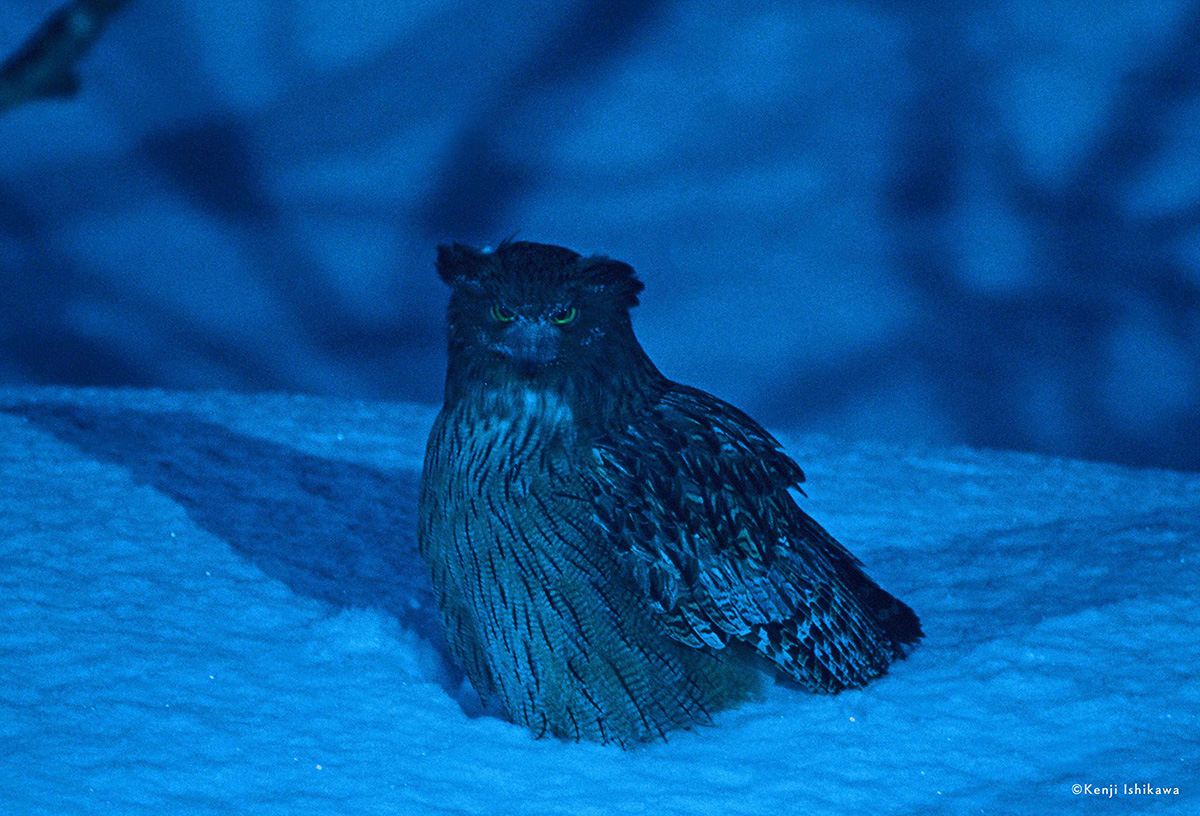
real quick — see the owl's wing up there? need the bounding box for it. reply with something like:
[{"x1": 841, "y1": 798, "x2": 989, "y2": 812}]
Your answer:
[{"x1": 587, "y1": 384, "x2": 922, "y2": 692}]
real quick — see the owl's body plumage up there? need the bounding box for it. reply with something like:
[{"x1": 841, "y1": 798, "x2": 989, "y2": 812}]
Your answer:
[{"x1": 418, "y1": 241, "x2": 921, "y2": 746}]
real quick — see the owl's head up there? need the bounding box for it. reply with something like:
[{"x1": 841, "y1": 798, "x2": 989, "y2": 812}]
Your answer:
[{"x1": 435, "y1": 240, "x2": 647, "y2": 383}]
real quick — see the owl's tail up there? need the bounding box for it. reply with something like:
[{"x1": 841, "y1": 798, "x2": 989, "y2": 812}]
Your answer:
[
  {"x1": 753, "y1": 517, "x2": 924, "y2": 693},
  {"x1": 849, "y1": 576, "x2": 924, "y2": 657}
]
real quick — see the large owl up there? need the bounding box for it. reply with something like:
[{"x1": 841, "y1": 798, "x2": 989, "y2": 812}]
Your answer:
[{"x1": 418, "y1": 240, "x2": 921, "y2": 746}]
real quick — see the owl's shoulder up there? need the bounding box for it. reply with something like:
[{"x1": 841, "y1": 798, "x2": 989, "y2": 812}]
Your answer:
[{"x1": 591, "y1": 381, "x2": 805, "y2": 494}]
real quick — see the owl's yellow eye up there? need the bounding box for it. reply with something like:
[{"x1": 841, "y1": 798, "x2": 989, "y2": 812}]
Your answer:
[
  {"x1": 550, "y1": 306, "x2": 578, "y2": 325},
  {"x1": 490, "y1": 304, "x2": 516, "y2": 323}
]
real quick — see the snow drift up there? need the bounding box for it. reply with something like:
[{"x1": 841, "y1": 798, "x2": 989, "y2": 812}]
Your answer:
[{"x1": 1, "y1": 386, "x2": 1195, "y2": 814}]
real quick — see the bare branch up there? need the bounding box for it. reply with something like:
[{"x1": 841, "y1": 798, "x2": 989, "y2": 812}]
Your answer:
[{"x1": 0, "y1": 0, "x2": 129, "y2": 116}]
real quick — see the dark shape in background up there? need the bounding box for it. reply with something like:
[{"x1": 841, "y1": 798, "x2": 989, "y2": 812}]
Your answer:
[
  {"x1": 872, "y1": 3, "x2": 1200, "y2": 471},
  {"x1": 417, "y1": 0, "x2": 669, "y2": 239},
  {"x1": 0, "y1": 0, "x2": 129, "y2": 115}
]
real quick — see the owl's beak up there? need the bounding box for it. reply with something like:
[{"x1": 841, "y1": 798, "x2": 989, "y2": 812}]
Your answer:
[{"x1": 500, "y1": 320, "x2": 561, "y2": 373}]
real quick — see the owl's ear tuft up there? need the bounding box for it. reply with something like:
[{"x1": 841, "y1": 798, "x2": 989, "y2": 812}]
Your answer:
[
  {"x1": 580, "y1": 257, "x2": 645, "y2": 308},
  {"x1": 436, "y1": 243, "x2": 490, "y2": 285}
]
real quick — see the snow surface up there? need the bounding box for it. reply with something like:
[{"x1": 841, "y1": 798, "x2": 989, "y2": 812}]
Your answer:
[{"x1": 1, "y1": 386, "x2": 1196, "y2": 815}]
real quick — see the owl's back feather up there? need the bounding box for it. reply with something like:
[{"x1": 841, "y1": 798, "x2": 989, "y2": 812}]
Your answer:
[{"x1": 589, "y1": 383, "x2": 922, "y2": 692}]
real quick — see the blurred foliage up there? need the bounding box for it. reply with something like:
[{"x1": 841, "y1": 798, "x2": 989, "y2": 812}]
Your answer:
[{"x1": 2, "y1": 0, "x2": 1198, "y2": 471}]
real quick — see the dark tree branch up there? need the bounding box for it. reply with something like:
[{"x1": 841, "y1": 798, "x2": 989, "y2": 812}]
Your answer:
[{"x1": 0, "y1": 0, "x2": 129, "y2": 116}]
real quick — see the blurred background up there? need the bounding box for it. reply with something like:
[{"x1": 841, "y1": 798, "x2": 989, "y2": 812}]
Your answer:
[{"x1": 2, "y1": 0, "x2": 1198, "y2": 472}]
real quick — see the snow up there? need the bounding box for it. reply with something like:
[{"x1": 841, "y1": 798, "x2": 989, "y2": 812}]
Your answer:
[{"x1": 1, "y1": 385, "x2": 1195, "y2": 814}]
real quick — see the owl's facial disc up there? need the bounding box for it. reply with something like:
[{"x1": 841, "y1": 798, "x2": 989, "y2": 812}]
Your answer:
[{"x1": 493, "y1": 318, "x2": 563, "y2": 375}]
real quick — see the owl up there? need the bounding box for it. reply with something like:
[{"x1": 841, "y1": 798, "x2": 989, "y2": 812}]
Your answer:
[{"x1": 418, "y1": 240, "x2": 921, "y2": 746}]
